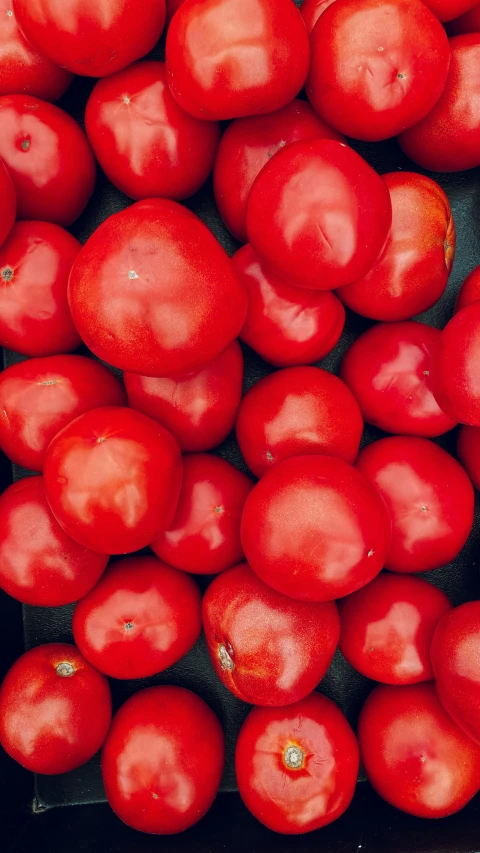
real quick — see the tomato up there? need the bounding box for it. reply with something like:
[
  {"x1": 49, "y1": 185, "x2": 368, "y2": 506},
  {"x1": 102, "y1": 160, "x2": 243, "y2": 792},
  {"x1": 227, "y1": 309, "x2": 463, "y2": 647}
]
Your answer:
[
  {"x1": 358, "y1": 682, "x2": 480, "y2": 818},
  {"x1": 166, "y1": 0, "x2": 310, "y2": 121},
  {"x1": 399, "y1": 35, "x2": 480, "y2": 172},
  {"x1": 234, "y1": 244, "x2": 345, "y2": 367},
  {"x1": 356, "y1": 436, "x2": 474, "y2": 574},
  {"x1": 44, "y1": 406, "x2": 182, "y2": 555},
  {"x1": 340, "y1": 322, "x2": 457, "y2": 437},
  {"x1": 13, "y1": 0, "x2": 166, "y2": 77},
  {"x1": 166, "y1": 0, "x2": 185, "y2": 25},
  {"x1": 213, "y1": 99, "x2": 343, "y2": 243},
  {"x1": 339, "y1": 573, "x2": 452, "y2": 685},
  {"x1": 102, "y1": 685, "x2": 224, "y2": 834},
  {"x1": 235, "y1": 692, "x2": 359, "y2": 834},
  {"x1": 85, "y1": 61, "x2": 220, "y2": 202},
  {"x1": 0, "y1": 156, "x2": 15, "y2": 246},
  {"x1": 68, "y1": 199, "x2": 247, "y2": 377},
  {"x1": 151, "y1": 454, "x2": 253, "y2": 574},
  {"x1": 0, "y1": 642, "x2": 111, "y2": 774},
  {"x1": 424, "y1": 0, "x2": 478, "y2": 21},
  {"x1": 458, "y1": 425, "x2": 480, "y2": 489},
  {"x1": 73, "y1": 555, "x2": 201, "y2": 679},
  {"x1": 448, "y1": 1, "x2": 480, "y2": 32},
  {"x1": 0, "y1": 476, "x2": 107, "y2": 606},
  {"x1": 0, "y1": 355, "x2": 126, "y2": 472},
  {"x1": 236, "y1": 366, "x2": 363, "y2": 478},
  {"x1": 241, "y1": 455, "x2": 391, "y2": 602},
  {"x1": 301, "y1": 0, "x2": 337, "y2": 34},
  {"x1": 246, "y1": 139, "x2": 392, "y2": 290},
  {"x1": 430, "y1": 301, "x2": 480, "y2": 425},
  {"x1": 203, "y1": 563, "x2": 340, "y2": 706},
  {"x1": 456, "y1": 266, "x2": 480, "y2": 312}
]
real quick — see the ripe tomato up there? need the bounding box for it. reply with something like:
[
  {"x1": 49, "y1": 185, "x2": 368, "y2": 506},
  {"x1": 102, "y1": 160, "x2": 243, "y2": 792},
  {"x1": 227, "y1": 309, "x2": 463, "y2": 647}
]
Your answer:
[
  {"x1": 301, "y1": 0, "x2": 337, "y2": 34},
  {"x1": 151, "y1": 454, "x2": 253, "y2": 574},
  {"x1": 44, "y1": 406, "x2": 182, "y2": 554},
  {"x1": 424, "y1": 0, "x2": 478, "y2": 20},
  {"x1": 213, "y1": 99, "x2": 343, "y2": 243},
  {"x1": 0, "y1": 642, "x2": 111, "y2": 774},
  {"x1": 246, "y1": 139, "x2": 391, "y2": 290},
  {"x1": 356, "y1": 437, "x2": 474, "y2": 573},
  {"x1": 236, "y1": 366, "x2": 363, "y2": 478},
  {"x1": 0, "y1": 476, "x2": 107, "y2": 606},
  {"x1": 339, "y1": 573, "x2": 452, "y2": 684},
  {"x1": 241, "y1": 455, "x2": 391, "y2": 602},
  {"x1": 448, "y1": 1, "x2": 480, "y2": 32},
  {"x1": 430, "y1": 301, "x2": 480, "y2": 424},
  {"x1": 203, "y1": 562, "x2": 340, "y2": 706},
  {"x1": 13, "y1": 0, "x2": 166, "y2": 77},
  {"x1": 455, "y1": 265, "x2": 480, "y2": 312},
  {"x1": 68, "y1": 199, "x2": 247, "y2": 377},
  {"x1": 166, "y1": 0, "x2": 310, "y2": 121},
  {"x1": 73, "y1": 555, "x2": 201, "y2": 679},
  {"x1": 235, "y1": 692, "x2": 359, "y2": 834},
  {"x1": 85, "y1": 61, "x2": 220, "y2": 202},
  {"x1": 340, "y1": 322, "x2": 457, "y2": 437},
  {"x1": 358, "y1": 682, "x2": 480, "y2": 818},
  {"x1": 0, "y1": 355, "x2": 126, "y2": 472},
  {"x1": 458, "y1": 425, "x2": 480, "y2": 489},
  {"x1": 0, "y1": 156, "x2": 15, "y2": 246},
  {"x1": 102, "y1": 685, "x2": 224, "y2": 834}
]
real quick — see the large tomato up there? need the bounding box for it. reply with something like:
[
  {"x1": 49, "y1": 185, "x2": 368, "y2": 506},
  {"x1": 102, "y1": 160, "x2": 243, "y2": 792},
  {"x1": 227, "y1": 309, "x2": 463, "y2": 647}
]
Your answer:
[
  {"x1": 301, "y1": 0, "x2": 337, "y2": 34},
  {"x1": 68, "y1": 199, "x2": 247, "y2": 377},
  {"x1": 424, "y1": 0, "x2": 478, "y2": 21},
  {"x1": 448, "y1": 1, "x2": 480, "y2": 32},
  {"x1": 0, "y1": 156, "x2": 15, "y2": 246},
  {"x1": 455, "y1": 265, "x2": 480, "y2": 312},
  {"x1": 430, "y1": 301, "x2": 480, "y2": 424},
  {"x1": 458, "y1": 425, "x2": 480, "y2": 489}
]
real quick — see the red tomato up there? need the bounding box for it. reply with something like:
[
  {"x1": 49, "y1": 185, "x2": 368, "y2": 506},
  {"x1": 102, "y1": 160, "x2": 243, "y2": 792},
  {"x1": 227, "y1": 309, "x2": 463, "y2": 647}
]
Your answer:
[
  {"x1": 424, "y1": 0, "x2": 478, "y2": 20},
  {"x1": 356, "y1": 437, "x2": 474, "y2": 573},
  {"x1": 241, "y1": 454, "x2": 391, "y2": 602},
  {"x1": 203, "y1": 562, "x2": 340, "y2": 706},
  {"x1": 0, "y1": 355, "x2": 126, "y2": 472},
  {"x1": 44, "y1": 406, "x2": 182, "y2": 555},
  {"x1": 340, "y1": 322, "x2": 457, "y2": 437},
  {"x1": 301, "y1": 0, "x2": 338, "y2": 34},
  {"x1": 458, "y1": 425, "x2": 480, "y2": 489},
  {"x1": 430, "y1": 301, "x2": 480, "y2": 425},
  {"x1": 166, "y1": 0, "x2": 185, "y2": 24},
  {"x1": 166, "y1": 0, "x2": 310, "y2": 121},
  {"x1": 151, "y1": 454, "x2": 253, "y2": 575},
  {"x1": 213, "y1": 99, "x2": 343, "y2": 243},
  {"x1": 0, "y1": 476, "x2": 107, "y2": 606},
  {"x1": 68, "y1": 199, "x2": 247, "y2": 377},
  {"x1": 358, "y1": 682, "x2": 480, "y2": 818},
  {"x1": 85, "y1": 61, "x2": 220, "y2": 202},
  {"x1": 337, "y1": 173, "x2": 455, "y2": 320},
  {"x1": 455, "y1": 265, "x2": 480, "y2": 312},
  {"x1": 0, "y1": 95, "x2": 96, "y2": 225},
  {"x1": 235, "y1": 692, "x2": 359, "y2": 834},
  {"x1": 234, "y1": 244, "x2": 345, "y2": 367},
  {"x1": 102, "y1": 685, "x2": 224, "y2": 834},
  {"x1": 13, "y1": 0, "x2": 166, "y2": 77},
  {"x1": 236, "y1": 366, "x2": 363, "y2": 478},
  {"x1": 448, "y1": 1, "x2": 480, "y2": 32},
  {"x1": 0, "y1": 156, "x2": 15, "y2": 246},
  {"x1": 246, "y1": 139, "x2": 392, "y2": 290},
  {"x1": 0, "y1": 642, "x2": 111, "y2": 774},
  {"x1": 73, "y1": 555, "x2": 201, "y2": 679},
  {"x1": 339, "y1": 573, "x2": 452, "y2": 685}
]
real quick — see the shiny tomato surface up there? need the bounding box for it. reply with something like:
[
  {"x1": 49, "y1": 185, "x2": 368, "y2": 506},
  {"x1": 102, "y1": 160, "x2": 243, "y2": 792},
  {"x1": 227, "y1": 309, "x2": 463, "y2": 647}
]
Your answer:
[
  {"x1": 458, "y1": 425, "x2": 480, "y2": 489},
  {"x1": 430, "y1": 301, "x2": 480, "y2": 425},
  {"x1": 301, "y1": 0, "x2": 337, "y2": 33},
  {"x1": 0, "y1": 156, "x2": 15, "y2": 246},
  {"x1": 455, "y1": 265, "x2": 480, "y2": 312},
  {"x1": 424, "y1": 0, "x2": 478, "y2": 20},
  {"x1": 448, "y1": 1, "x2": 480, "y2": 31}
]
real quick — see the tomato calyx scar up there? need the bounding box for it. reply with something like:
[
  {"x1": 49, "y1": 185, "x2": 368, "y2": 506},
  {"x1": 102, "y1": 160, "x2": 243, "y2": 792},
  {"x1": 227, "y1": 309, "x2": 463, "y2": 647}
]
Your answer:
[
  {"x1": 1, "y1": 267, "x2": 14, "y2": 282},
  {"x1": 283, "y1": 744, "x2": 305, "y2": 771},
  {"x1": 218, "y1": 643, "x2": 234, "y2": 672},
  {"x1": 56, "y1": 662, "x2": 75, "y2": 677}
]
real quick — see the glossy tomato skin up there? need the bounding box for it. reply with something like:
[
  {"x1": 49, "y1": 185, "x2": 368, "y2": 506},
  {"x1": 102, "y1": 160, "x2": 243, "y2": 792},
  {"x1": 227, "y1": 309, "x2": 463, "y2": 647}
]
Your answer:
[
  {"x1": 203, "y1": 563, "x2": 340, "y2": 706},
  {"x1": 166, "y1": 0, "x2": 310, "y2": 121},
  {"x1": 68, "y1": 199, "x2": 247, "y2": 377},
  {"x1": 151, "y1": 454, "x2": 253, "y2": 575},
  {"x1": 73, "y1": 555, "x2": 202, "y2": 679},
  {"x1": 0, "y1": 157, "x2": 15, "y2": 246},
  {"x1": 124, "y1": 341, "x2": 243, "y2": 453},
  {"x1": 85, "y1": 61, "x2": 220, "y2": 202},
  {"x1": 0, "y1": 643, "x2": 111, "y2": 774},
  {"x1": 44, "y1": 406, "x2": 183, "y2": 555},
  {"x1": 0, "y1": 355, "x2": 126, "y2": 472},
  {"x1": 356, "y1": 437, "x2": 474, "y2": 574},
  {"x1": 430, "y1": 301, "x2": 480, "y2": 424},
  {"x1": 339, "y1": 573, "x2": 452, "y2": 684},
  {"x1": 340, "y1": 322, "x2": 457, "y2": 437},
  {"x1": 458, "y1": 425, "x2": 480, "y2": 489},
  {"x1": 448, "y1": 2, "x2": 480, "y2": 32},
  {"x1": 235, "y1": 692, "x2": 359, "y2": 834},
  {"x1": 236, "y1": 366, "x2": 363, "y2": 478},
  {"x1": 241, "y1": 454, "x2": 391, "y2": 602},
  {"x1": 455, "y1": 265, "x2": 480, "y2": 312},
  {"x1": 102, "y1": 685, "x2": 224, "y2": 834},
  {"x1": 246, "y1": 139, "x2": 392, "y2": 291},
  {"x1": 301, "y1": 0, "x2": 338, "y2": 33},
  {"x1": 424, "y1": 0, "x2": 478, "y2": 21},
  {"x1": 359, "y1": 682, "x2": 480, "y2": 818}
]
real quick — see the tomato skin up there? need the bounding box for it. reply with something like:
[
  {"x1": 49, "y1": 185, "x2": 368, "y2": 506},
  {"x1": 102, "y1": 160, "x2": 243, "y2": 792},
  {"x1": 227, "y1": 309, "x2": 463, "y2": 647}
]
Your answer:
[
  {"x1": 246, "y1": 139, "x2": 392, "y2": 291},
  {"x1": 448, "y1": 2, "x2": 480, "y2": 32},
  {"x1": 102, "y1": 685, "x2": 224, "y2": 834},
  {"x1": 236, "y1": 366, "x2": 363, "y2": 478},
  {"x1": 0, "y1": 355, "x2": 126, "y2": 472},
  {"x1": 0, "y1": 157, "x2": 15, "y2": 247},
  {"x1": 340, "y1": 322, "x2": 457, "y2": 438},
  {"x1": 339, "y1": 573, "x2": 452, "y2": 685},
  {"x1": 0, "y1": 642, "x2": 111, "y2": 774},
  {"x1": 424, "y1": 0, "x2": 478, "y2": 21},
  {"x1": 358, "y1": 682, "x2": 480, "y2": 818},
  {"x1": 151, "y1": 454, "x2": 253, "y2": 575},
  {"x1": 301, "y1": 0, "x2": 338, "y2": 34},
  {"x1": 458, "y1": 425, "x2": 480, "y2": 489},
  {"x1": 430, "y1": 301, "x2": 480, "y2": 425},
  {"x1": 44, "y1": 406, "x2": 183, "y2": 555},
  {"x1": 235, "y1": 692, "x2": 359, "y2": 834},
  {"x1": 356, "y1": 437, "x2": 474, "y2": 574},
  {"x1": 455, "y1": 266, "x2": 480, "y2": 312}
]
